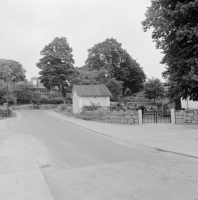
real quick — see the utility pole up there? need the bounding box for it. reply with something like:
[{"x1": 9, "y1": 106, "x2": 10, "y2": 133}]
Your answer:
[
  {"x1": 6, "y1": 79, "x2": 9, "y2": 117},
  {"x1": 37, "y1": 77, "x2": 39, "y2": 109},
  {"x1": 187, "y1": 97, "x2": 189, "y2": 110},
  {"x1": 6, "y1": 66, "x2": 9, "y2": 117}
]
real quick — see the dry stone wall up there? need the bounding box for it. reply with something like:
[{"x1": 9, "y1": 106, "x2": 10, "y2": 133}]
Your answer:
[
  {"x1": 81, "y1": 110, "x2": 139, "y2": 124},
  {"x1": 11, "y1": 104, "x2": 58, "y2": 110},
  {"x1": 39, "y1": 104, "x2": 58, "y2": 109},
  {"x1": 175, "y1": 110, "x2": 198, "y2": 124}
]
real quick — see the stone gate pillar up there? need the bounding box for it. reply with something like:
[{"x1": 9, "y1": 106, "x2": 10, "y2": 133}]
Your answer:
[
  {"x1": 171, "y1": 109, "x2": 175, "y2": 124},
  {"x1": 138, "y1": 109, "x2": 142, "y2": 125}
]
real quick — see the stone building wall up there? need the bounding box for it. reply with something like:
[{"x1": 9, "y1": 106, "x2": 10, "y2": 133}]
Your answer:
[
  {"x1": 81, "y1": 110, "x2": 139, "y2": 124},
  {"x1": 175, "y1": 110, "x2": 198, "y2": 124}
]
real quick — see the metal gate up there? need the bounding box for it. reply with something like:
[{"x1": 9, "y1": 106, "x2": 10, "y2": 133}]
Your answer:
[{"x1": 143, "y1": 110, "x2": 171, "y2": 123}]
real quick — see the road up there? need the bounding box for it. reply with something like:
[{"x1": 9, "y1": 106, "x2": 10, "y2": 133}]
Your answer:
[{"x1": 19, "y1": 110, "x2": 198, "y2": 200}]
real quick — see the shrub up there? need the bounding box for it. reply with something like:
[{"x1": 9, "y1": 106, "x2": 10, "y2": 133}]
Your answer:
[
  {"x1": 49, "y1": 97, "x2": 63, "y2": 104},
  {"x1": 110, "y1": 104, "x2": 126, "y2": 111},
  {"x1": 83, "y1": 101, "x2": 101, "y2": 111},
  {"x1": 0, "y1": 106, "x2": 12, "y2": 117},
  {"x1": 83, "y1": 105, "x2": 98, "y2": 111},
  {"x1": 58, "y1": 104, "x2": 67, "y2": 111},
  {"x1": 156, "y1": 102, "x2": 162, "y2": 108},
  {"x1": 57, "y1": 104, "x2": 72, "y2": 112},
  {"x1": 39, "y1": 95, "x2": 49, "y2": 104},
  {"x1": 137, "y1": 105, "x2": 145, "y2": 111}
]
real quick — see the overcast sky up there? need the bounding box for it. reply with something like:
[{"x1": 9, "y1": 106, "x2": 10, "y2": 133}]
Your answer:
[{"x1": 0, "y1": 0, "x2": 165, "y2": 81}]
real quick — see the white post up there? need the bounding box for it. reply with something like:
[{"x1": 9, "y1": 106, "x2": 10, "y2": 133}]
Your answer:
[
  {"x1": 187, "y1": 97, "x2": 189, "y2": 110},
  {"x1": 171, "y1": 109, "x2": 175, "y2": 124},
  {"x1": 138, "y1": 109, "x2": 142, "y2": 125}
]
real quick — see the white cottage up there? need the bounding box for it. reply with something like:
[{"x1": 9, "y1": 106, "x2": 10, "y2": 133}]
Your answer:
[
  {"x1": 181, "y1": 98, "x2": 198, "y2": 109},
  {"x1": 71, "y1": 85, "x2": 112, "y2": 114}
]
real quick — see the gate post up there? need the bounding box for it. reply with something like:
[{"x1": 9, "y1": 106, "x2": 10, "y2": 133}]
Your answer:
[
  {"x1": 171, "y1": 109, "x2": 175, "y2": 124},
  {"x1": 138, "y1": 109, "x2": 142, "y2": 125}
]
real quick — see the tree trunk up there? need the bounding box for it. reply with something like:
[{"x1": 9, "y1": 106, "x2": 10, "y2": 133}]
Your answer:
[
  {"x1": 61, "y1": 84, "x2": 66, "y2": 104},
  {"x1": 175, "y1": 98, "x2": 182, "y2": 110},
  {"x1": 118, "y1": 94, "x2": 123, "y2": 106},
  {"x1": 62, "y1": 96, "x2": 66, "y2": 104}
]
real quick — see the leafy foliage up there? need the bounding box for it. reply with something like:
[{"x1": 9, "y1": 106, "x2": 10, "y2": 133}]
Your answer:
[
  {"x1": 125, "y1": 91, "x2": 150, "y2": 102},
  {"x1": 39, "y1": 94, "x2": 49, "y2": 103},
  {"x1": 85, "y1": 38, "x2": 146, "y2": 96},
  {"x1": 142, "y1": 0, "x2": 198, "y2": 100},
  {"x1": 74, "y1": 67, "x2": 109, "y2": 85},
  {"x1": 13, "y1": 82, "x2": 34, "y2": 104},
  {"x1": 106, "y1": 78, "x2": 123, "y2": 101},
  {"x1": 144, "y1": 78, "x2": 165, "y2": 103},
  {"x1": 58, "y1": 104, "x2": 68, "y2": 111},
  {"x1": 0, "y1": 59, "x2": 26, "y2": 83},
  {"x1": 37, "y1": 37, "x2": 77, "y2": 104}
]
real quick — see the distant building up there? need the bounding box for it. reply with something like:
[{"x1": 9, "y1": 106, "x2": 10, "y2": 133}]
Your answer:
[
  {"x1": 181, "y1": 98, "x2": 198, "y2": 109},
  {"x1": 161, "y1": 82, "x2": 198, "y2": 109},
  {"x1": 30, "y1": 77, "x2": 57, "y2": 93},
  {"x1": 71, "y1": 85, "x2": 112, "y2": 113}
]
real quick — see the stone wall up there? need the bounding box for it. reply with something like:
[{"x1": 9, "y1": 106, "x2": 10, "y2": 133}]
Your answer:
[
  {"x1": 11, "y1": 104, "x2": 58, "y2": 110},
  {"x1": 175, "y1": 110, "x2": 198, "y2": 124},
  {"x1": 81, "y1": 110, "x2": 139, "y2": 124},
  {"x1": 39, "y1": 104, "x2": 58, "y2": 109}
]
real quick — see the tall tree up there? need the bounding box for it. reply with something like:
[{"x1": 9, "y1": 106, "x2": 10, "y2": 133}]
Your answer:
[
  {"x1": 142, "y1": 0, "x2": 198, "y2": 101},
  {"x1": 0, "y1": 59, "x2": 26, "y2": 83},
  {"x1": 106, "y1": 78, "x2": 123, "y2": 102},
  {"x1": 75, "y1": 67, "x2": 109, "y2": 85},
  {"x1": 144, "y1": 78, "x2": 165, "y2": 103},
  {"x1": 85, "y1": 38, "x2": 146, "y2": 96},
  {"x1": 37, "y1": 37, "x2": 76, "y2": 104}
]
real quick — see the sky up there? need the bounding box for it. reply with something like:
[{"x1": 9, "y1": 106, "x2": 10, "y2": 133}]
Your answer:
[{"x1": 0, "y1": 0, "x2": 165, "y2": 81}]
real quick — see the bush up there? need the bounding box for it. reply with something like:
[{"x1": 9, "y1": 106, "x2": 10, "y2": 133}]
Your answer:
[
  {"x1": 156, "y1": 102, "x2": 162, "y2": 108},
  {"x1": 58, "y1": 104, "x2": 67, "y2": 111},
  {"x1": 39, "y1": 95, "x2": 49, "y2": 104},
  {"x1": 57, "y1": 104, "x2": 73, "y2": 112},
  {"x1": 49, "y1": 97, "x2": 63, "y2": 104},
  {"x1": 137, "y1": 105, "x2": 145, "y2": 110},
  {"x1": 83, "y1": 105, "x2": 99, "y2": 111},
  {"x1": 110, "y1": 104, "x2": 126, "y2": 111},
  {"x1": 83, "y1": 101, "x2": 101, "y2": 111},
  {"x1": 0, "y1": 106, "x2": 12, "y2": 117}
]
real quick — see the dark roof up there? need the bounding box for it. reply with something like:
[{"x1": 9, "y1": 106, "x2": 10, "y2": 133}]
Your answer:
[{"x1": 73, "y1": 85, "x2": 112, "y2": 97}]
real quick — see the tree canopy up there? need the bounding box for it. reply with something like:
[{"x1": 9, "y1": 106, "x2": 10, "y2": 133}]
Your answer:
[
  {"x1": 144, "y1": 78, "x2": 165, "y2": 103},
  {"x1": 74, "y1": 67, "x2": 109, "y2": 85},
  {"x1": 0, "y1": 59, "x2": 26, "y2": 83},
  {"x1": 106, "y1": 78, "x2": 123, "y2": 102},
  {"x1": 37, "y1": 37, "x2": 76, "y2": 104},
  {"x1": 85, "y1": 38, "x2": 146, "y2": 96},
  {"x1": 13, "y1": 82, "x2": 34, "y2": 104},
  {"x1": 142, "y1": 0, "x2": 198, "y2": 100}
]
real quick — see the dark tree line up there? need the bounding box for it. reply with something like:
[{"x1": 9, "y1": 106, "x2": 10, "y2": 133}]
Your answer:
[
  {"x1": 142, "y1": 0, "x2": 198, "y2": 101},
  {"x1": 37, "y1": 37, "x2": 147, "y2": 103}
]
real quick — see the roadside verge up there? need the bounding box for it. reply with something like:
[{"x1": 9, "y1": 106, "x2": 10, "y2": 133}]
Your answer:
[{"x1": 0, "y1": 112, "x2": 54, "y2": 200}]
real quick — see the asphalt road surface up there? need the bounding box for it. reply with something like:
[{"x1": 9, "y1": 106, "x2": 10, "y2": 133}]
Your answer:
[{"x1": 19, "y1": 110, "x2": 198, "y2": 200}]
